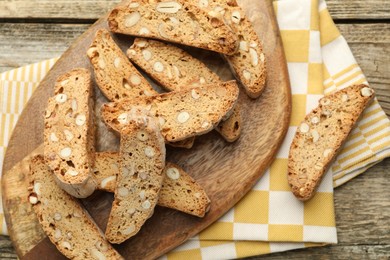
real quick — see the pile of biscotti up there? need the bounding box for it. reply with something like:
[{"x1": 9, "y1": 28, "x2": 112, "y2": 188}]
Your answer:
[{"x1": 27, "y1": 0, "x2": 268, "y2": 258}]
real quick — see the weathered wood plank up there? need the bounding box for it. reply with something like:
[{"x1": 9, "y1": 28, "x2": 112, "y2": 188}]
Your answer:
[
  {"x1": 337, "y1": 24, "x2": 390, "y2": 115},
  {"x1": 327, "y1": 0, "x2": 390, "y2": 20},
  {"x1": 249, "y1": 244, "x2": 390, "y2": 259},
  {"x1": 0, "y1": 23, "x2": 89, "y2": 72},
  {"x1": 0, "y1": 0, "x2": 120, "y2": 20},
  {"x1": 0, "y1": 235, "x2": 17, "y2": 259},
  {"x1": 0, "y1": 0, "x2": 389, "y2": 20}
]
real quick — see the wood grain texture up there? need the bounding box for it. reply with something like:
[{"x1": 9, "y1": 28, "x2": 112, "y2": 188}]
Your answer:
[
  {"x1": 1, "y1": 0, "x2": 291, "y2": 259},
  {"x1": 0, "y1": 0, "x2": 121, "y2": 20},
  {"x1": 0, "y1": 0, "x2": 389, "y2": 20},
  {"x1": 326, "y1": 0, "x2": 390, "y2": 20}
]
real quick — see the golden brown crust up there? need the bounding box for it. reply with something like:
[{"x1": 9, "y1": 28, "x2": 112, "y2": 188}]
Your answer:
[
  {"x1": 101, "y1": 81, "x2": 240, "y2": 142},
  {"x1": 216, "y1": 104, "x2": 241, "y2": 142},
  {"x1": 105, "y1": 112, "x2": 166, "y2": 244},
  {"x1": 94, "y1": 152, "x2": 211, "y2": 217},
  {"x1": 127, "y1": 38, "x2": 221, "y2": 92},
  {"x1": 288, "y1": 84, "x2": 375, "y2": 201},
  {"x1": 87, "y1": 29, "x2": 156, "y2": 101},
  {"x1": 188, "y1": 0, "x2": 267, "y2": 98},
  {"x1": 43, "y1": 68, "x2": 97, "y2": 198},
  {"x1": 108, "y1": 0, "x2": 239, "y2": 55}
]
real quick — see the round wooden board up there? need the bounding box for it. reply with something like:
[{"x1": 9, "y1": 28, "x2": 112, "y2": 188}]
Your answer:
[{"x1": 2, "y1": 0, "x2": 291, "y2": 259}]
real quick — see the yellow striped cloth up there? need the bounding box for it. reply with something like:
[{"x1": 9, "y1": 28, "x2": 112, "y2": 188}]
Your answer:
[{"x1": 0, "y1": 0, "x2": 389, "y2": 258}]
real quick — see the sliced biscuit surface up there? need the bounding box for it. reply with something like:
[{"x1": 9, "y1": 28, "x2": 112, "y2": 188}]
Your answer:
[
  {"x1": 28, "y1": 155, "x2": 123, "y2": 260},
  {"x1": 44, "y1": 68, "x2": 97, "y2": 198},
  {"x1": 160, "y1": 162, "x2": 211, "y2": 217},
  {"x1": 127, "y1": 38, "x2": 221, "y2": 92},
  {"x1": 288, "y1": 85, "x2": 375, "y2": 201},
  {"x1": 94, "y1": 152, "x2": 210, "y2": 217},
  {"x1": 190, "y1": 0, "x2": 267, "y2": 98},
  {"x1": 108, "y1": 0, "x2": 238, "y2": 55},
  {"x1": 101, "y1": 81, "x2": 239, "y2": 142},
  {"x1": 105, "y1": 113, "x2": 166, "y2": 243},
  {"x1": 87, "y1": 29, "x2": 156, "y2": 101},
  {"x1": 216, "y1": 103, "x2": 242, "y2": 142},
  {"x1": 127, "y1": 38, "x2": 242, "y2": 142}
]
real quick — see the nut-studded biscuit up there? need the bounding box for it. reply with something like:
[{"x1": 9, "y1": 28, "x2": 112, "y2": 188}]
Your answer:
[
  {"x1": 127, "y1": 38, "x2": 242, "y2": 142},
  {"x1": 216, "y1": 103, "x2": 241, "y2": 142},
  {"x1": 288, "y1": 85, "x2": 375, "y2": 201},
  {"x1": 44, "y1": 68, "x2": 97, "y2": 198},
  {"x1": 108, "y1": 0, "x2": 238, "y2": 55},
  {"x1": 105, "y1": 112, "x2": 166, "y2": 243},
  {"x1": 94, "y1": 152, "x2": 211, "y2": 217},
  {"x1": 87, "y1": 29, "x2": 156, "y2": 101},
  {"x1": 101, "y1": 81, "x2": 239, "y2": 142},
  {"x1": 88, "y1": 30, "x2": 194, "y2": 149},
  {"x1": 190, "y1": 0, "x2": 267, "y2": 98},
  {"x1": 127, "y1": 38, "x2": 221, "y2": 91},
  {"x1": 28, "y1": 155, "x2": 123, "y2": 259}
]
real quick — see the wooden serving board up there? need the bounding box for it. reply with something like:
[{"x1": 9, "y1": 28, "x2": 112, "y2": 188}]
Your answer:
[{"x1": 2, "y1": 0, "x2": 291, "y2": 259}]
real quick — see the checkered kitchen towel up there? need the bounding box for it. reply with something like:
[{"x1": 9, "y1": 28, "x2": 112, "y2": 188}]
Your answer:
[{"x1": 1, "y1": 0, "x2": 390, "y2": 258}]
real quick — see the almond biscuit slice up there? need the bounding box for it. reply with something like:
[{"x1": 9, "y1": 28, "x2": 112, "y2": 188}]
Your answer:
[
  {"x1": 88, "y1": 30, "x2": 194, "y2": 149},
  {"x1": 94, "y1": 152, "x2": 210, "y2": 217},
  {"x1": 216, "y1": 103, "x2": 241, "y2": 142},
  {"x1": 105, "y1": 112, "x2": 166, "y2": 243},
  {"x1": 108, "y1": 0, "x2": 238, "y2": 55},
  {"x1": 101, "y1": 81, "x2": 239, "y2": 142},
  {"x1": 288, "y1": 85, "x2": 375, "y2": 201},
  {"x1": 88, "y1": 30, "x2": 195, "y2": 149},
  {"x1": 44, "y1": 68, "x2": 97, "y2": 198},
  {"x1": 127, "y1": 38, "x2": 221, "y2": 92},
  {"x1": 128, "y1": 38, "x2": 242, "y2": 142},
  {"x1": 87, "y1": 29, "x2": 156, "y2": 101},
  {"x1": 191, "y1": 0, "x2": 267, "y2": 98},
  {"x1": 28, "y1": 155, "x2": 123, "y2": 259}
]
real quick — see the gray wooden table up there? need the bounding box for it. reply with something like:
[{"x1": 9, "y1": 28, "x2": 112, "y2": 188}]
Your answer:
[{"x1": 0, "y1": 0, "x2": 389, "y2": 259}]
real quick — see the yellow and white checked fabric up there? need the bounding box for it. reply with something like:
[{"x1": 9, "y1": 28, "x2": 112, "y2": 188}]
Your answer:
[{"x1": 0, "y1": 0, "x2": 389, "y2": 259}]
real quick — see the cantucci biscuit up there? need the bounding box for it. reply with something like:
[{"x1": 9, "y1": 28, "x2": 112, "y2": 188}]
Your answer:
[
  {"x1": 88, "y1": 30, "x2": 193, "y2": 149},
  {"x1": 127, "y1": 38, "x2": 221, "y2": 91},
  {"x1": 160, "y1": 162, "x2": 211, "y2": 217},
  {"x1": 44, "y1": 68, "x2": 97, "y2": 198},
  {"x1": 288, "y1": 84, "x2": 375, "y2": 201},
  {"x1": 190, "y1": 0, "x2": 267, "y2": 98},
  {"x1": 108, "y1": 0, "x2": 238, "y2": 55},
  {"x1": 127, "y1": 38, "x2": 242, "y2": 142},
  {"x1": 94, "y1": 152, "x2": 210, "y2": 217},
  {"x1": 28, "y1": 155, "x2": 123, "y2": 259},
  {"x1": 87, "y1": 29, "x2": 156, "y2": 101},
  {"x1": 101, "y1": 81, "x2": 239, "y2": 142},
  {"x1": 216, "y1": 103, "x2": 241, "y2": 142},
  {"x1": 105, "y1": 112, "x2": 166, "y2": 243}
]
